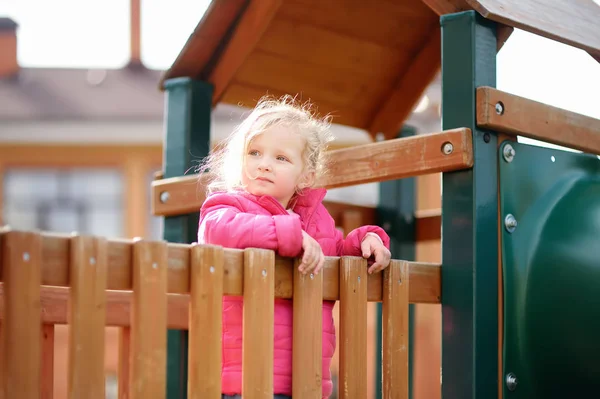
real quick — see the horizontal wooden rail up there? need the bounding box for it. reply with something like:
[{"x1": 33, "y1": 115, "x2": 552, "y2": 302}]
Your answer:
[
  {"x1": 0, "y1": 229, "x2": 440, "y2": 306},
  {"x1": 477, "y1": 86, "x2": 600, "y2": 154},
  {"x1": 151, "y1": 128, "x2": 472, "y2": 216}
]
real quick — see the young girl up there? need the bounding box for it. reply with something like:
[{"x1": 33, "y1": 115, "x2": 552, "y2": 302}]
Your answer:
[{"x1": 197, "y1": 96, "x2": 391, "y2": 399}]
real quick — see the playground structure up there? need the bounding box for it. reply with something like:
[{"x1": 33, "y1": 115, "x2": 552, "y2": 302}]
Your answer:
[{"x1": 1, "y1": 1, "x2": 600, "y2": 399}]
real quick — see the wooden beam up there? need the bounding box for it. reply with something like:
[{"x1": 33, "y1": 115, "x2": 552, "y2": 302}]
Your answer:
[
  {"x1": 476, "y1": 86, "x2": 600, "y2": 154},
  {"x1": 420, "y1": 0, "x2": 471, "y2": 16},
  {"x1": 466, "y1": 0, "x2": 600, "y2": 59},
  {"x1": 367, "y1": 27, "x2": 441, "y2": 140},
  {"x1": 208, "y1": 0, "x2": 283, "y2": 104},
  {"x1": 0, "y1": 258, "x2": 439, "y2": 329},
  {"x1": 324, "y1": 128, "x2": 472, "y2": 188},
  {"x1": 0, "y1": 231, "x2": 441, "y2": 307},
  {"x1": 151, "y1": 128, "x2": 472, "y2": 215},
  {"x1": 159, "y1": 0, "x2": 246, "y2": 89}
]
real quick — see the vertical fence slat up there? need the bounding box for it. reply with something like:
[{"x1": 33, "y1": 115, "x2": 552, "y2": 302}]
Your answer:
[
  {"x1": 382, "y1": 260, "x2": 409, "y2": 399},
  {"x1": 339, "y1": 256, "x2": 367, "y2": 399},
  {"x1": 1, "y1": 230, "x2": 42, "y2": 399},
  {"x1": 68, "y1": 235, "x2": 108, "y2": 399},
  {"x1": 292, "y1": 260, "x2": 323, "y2": 398},
  {"x1": 41, "y1": 324, "x2": 55, "y2": 399},
  {"x1": 118, "y1": 327, "x2": 131, "y2": 399},
  {"x1": 130, "y1": 240, "x2": 168, "y2": 399},
  {"x1": 188, "y1": 244, "x2": 223, "y2": 398},
  {"x1": 242, "y1": 248, "x2": 274, "y2": 399}
]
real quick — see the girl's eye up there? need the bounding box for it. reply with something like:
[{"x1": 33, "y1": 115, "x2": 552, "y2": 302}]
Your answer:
[
  {"x1": 248, "y1": 150, "x2": 259, "y2": 156},
  {"x1": 277, "y1": 156, "x2": 288, "y2": 162}
]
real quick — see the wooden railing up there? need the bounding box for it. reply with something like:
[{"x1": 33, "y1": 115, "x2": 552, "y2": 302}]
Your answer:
[{"x1": 0, "y1": 228, "x2": 440, "y2": 398}]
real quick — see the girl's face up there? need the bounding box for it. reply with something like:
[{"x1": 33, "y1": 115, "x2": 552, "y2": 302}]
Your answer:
[{"x1": 242, "y1": 125, "x2": 312, "y2": 208}]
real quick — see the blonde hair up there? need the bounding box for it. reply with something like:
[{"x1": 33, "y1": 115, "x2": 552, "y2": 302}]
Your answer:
[{"x1": 198, "y1": 95, "x2": 334, "y2": 195}]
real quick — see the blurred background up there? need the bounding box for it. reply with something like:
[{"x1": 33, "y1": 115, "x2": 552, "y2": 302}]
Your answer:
[{"x1": 0, "y1": 0, "x2": 598, "y2": 398}]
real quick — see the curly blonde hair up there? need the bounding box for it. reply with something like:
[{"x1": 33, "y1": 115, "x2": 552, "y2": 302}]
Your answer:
[{"x1": 198, "y1": 95, "x2": 334, "y2": 195}]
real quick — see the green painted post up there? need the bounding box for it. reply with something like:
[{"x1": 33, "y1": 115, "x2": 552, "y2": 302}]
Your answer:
[
  {"x1": 375, "y1": 125, "x2": 417, "y2": 399},
  {"x1": 440, "y1": 11, "x2": 499, "y2": 399},
  {"x1": 162, "y1": 77, "x2": 214, "y2": 399}
]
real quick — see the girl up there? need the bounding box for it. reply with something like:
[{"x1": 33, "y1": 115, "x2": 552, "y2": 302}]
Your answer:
[{"x1": 197, "y1": 96, "x2": 391, "y2": 399}]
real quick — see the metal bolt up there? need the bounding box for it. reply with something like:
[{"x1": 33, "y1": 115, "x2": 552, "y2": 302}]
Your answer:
[
  {"x1": 357, "y1": 276, "x2": 361, "y2": 282},
  {"x1": 506, "y1": 373, "x2": 517, "y2": 391},
  {"x1": 23, "y1": 252, "x2": 30, "y2": 262},
  {"x1": 442, "y1": 142, "x2": 454, "y2": 155},
  {"x1": 159, "y1": 191, "x2": 170, "y2": 203},
  {"x1": 310, "y1": 273, "x2": 314, "y2": 280},
  {"x1": 262, "y1": 269, "x2": 267, "y2": 277},
  {"x1": 483, "y1": 133, "x2": 491, "y2": 143},
  {"x1": 504, "y1": 214, "x2": 517, "y2": 233},
  {"x1": 495, "y1": 102, "x2": 504, "y2": 115},
  {"x1": 209, "y1": 266, "x2": 215, "y2": 273},
  {"x1": 90, "y1": 257, "x2": 96, "y2": 265},
  {"x1": 503, "y1": 144, "x2": 515, "y2": 163},
  {"x1": 152, "y1": 262, "x2": 158, "y2": 269}
]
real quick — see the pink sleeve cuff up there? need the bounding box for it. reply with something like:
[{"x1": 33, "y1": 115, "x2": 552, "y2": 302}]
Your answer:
[{"x1": 273, "y1": 214, "x2": 303, "y2": 257}]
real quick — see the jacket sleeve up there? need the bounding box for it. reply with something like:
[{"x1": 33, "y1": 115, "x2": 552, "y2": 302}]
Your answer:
[
  {"x1": 337, "y1": 225, "x2": 391, "y2": 257},
  {"x1": 198, "y1": 194, "x2": 303, "y2": 257}
]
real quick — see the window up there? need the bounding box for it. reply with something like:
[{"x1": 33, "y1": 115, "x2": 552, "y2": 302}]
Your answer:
[{"x1": 3, "y1": 168, "x2": 124, "y2": 237}]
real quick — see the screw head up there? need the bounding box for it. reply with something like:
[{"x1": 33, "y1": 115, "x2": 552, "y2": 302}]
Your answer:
[
  {"x1": 504, "y1": 214, "x2": 517, "y2": 233},
  {"x1": 495, "y1": 102, "x2": 504, "y2": 115},
  {"x1": 442, "y1": 142, "x2": 454, "y2": 155},
  {"x1": 503, "y1": 144, "x2": 515, "y2": 163},
  {"x1": 506, "y1": 373, "x2": 518, "y2": 391},
  {"x1": 159, "y1": 191, "x2": 170, "y2": 203}
]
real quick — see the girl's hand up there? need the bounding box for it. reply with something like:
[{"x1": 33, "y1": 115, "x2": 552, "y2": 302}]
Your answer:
[
  {"x1": 299, "y1": 230, "x2": 325, "y2": 275},
  {"x1": 361, "y1": 233, "x2": 391, "y2": 274}
]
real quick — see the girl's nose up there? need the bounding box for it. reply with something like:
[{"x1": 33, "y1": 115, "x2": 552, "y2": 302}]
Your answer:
[{"x1": 258, "y1": 162, "x2": 271, "y2": 171}]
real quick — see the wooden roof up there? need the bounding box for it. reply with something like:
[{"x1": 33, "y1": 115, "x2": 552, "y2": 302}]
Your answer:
[{"x1": 160, "y1": 0, "x2": 600, "y2": 139}]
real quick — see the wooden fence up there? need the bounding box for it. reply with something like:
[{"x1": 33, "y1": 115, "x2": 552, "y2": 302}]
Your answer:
[{"x1": 0, "y1": 228, "x2": 440, "y2": 399}]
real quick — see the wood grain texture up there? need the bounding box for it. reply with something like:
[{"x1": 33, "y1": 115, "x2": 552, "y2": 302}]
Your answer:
[
  {"x1": 477, "y1": 86, "x2": 600, "y2": 154},
  {"x1": 466, "y1": 0, "x2": 600, "y2": 58}
]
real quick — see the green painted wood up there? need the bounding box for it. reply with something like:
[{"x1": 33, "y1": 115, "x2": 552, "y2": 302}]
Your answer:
[
  {"x1": 162, "y1": 77, "x2": 213, "y2": 399},
  {"x1": 499, "y1": 141, "x2": 600, "y2": 397},
  {"x1": 375, "y1": 125, "x2": 417, "y2": 399},
  {"x1": 440, "y1": 11, "x2": 499, "y2": 399}
]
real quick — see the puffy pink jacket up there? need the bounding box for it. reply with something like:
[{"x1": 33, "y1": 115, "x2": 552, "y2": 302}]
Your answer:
[{"x1": 197, "y1": 187, "x2": 390, "y2": 398}]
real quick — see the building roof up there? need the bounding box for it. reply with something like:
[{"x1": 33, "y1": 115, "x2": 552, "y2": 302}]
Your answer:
[
  {"x1": 159, "y1": 0, "x2": 600, "y2": 139},
  {"x1": 0, "y1": 66, "x2": 165, "y2": 121}
]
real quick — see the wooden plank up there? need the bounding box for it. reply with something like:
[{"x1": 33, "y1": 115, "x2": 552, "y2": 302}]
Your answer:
[
  {"x1": 151, "y1": 128, "x2": 473, "y2": 215},
  {"x1": 338, "y1": 257, "x2": 368, "y2": 399},
  {"x1": 41, "y1": 325, "x2": 55, "y2": 399},
  {"x1": 256, "y1": 17, "x2": 407, "y2": 84},
  {"x1": 0, "y1": 232, "x2": 441, "y2": 304},
  {"x1": 279, "y1": 0, "x2": 435, "y2": 49},
  {"x1": 292, "y1": 260, "x2": 323, "y2": 398},
  {"x1": 118, "y1": 328, "x2": 131, "y2": 399},
  {"x1": 476, "y1": 86, "x2": 600, "y2": 154},
  {"x1": 159, "y1": 0, "x2": 246, "y2": 88},
  {"x1": 382, "y1": 260, "x2": 409, "y2": 399},
  {"x1": 323, "y1": 128, "x2": 473, "y2": 188},
  {"x1": 68, "y1": 236, "x2": 108, "y2": 399},
  {"x1": 367, "y1": 27, "x2": 441, "y2": 140},
  {"x1": 187, "y1": 244, "x2": 223, "y2": 399},
  {"x1": 209, "y1": 0, "x2": 283, "y2": 104},
  {"x1": 466, "y1": 0, "x2": 600, "y2": 58},
  {"x1": 234, "y1": 51, "x2": 388, "y2": 114},
  {"x1": 129, "y1": 240, "x2": 168, "y2": 399},
  {"x1": 220, "y1": 83, "x2": 371, "y2": 128},
  {"x1": 242, "y1": 248, "x2": 275, "y2": 398},
  {"x1": 0, "y1": 230, "x2": 42, "y2": 399},
  {"x1": 420, "y1": 0, "x2": 471, "y2": 15}
]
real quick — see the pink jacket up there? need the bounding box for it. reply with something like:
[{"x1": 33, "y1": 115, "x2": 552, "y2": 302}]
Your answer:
[{"x1": 197, "y1": 187, "x2": 390, "y2": 398}]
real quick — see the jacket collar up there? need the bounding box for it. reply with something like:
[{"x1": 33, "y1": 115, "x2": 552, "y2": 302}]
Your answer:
[{"x1": 235, "y1": 187, "x2": 327, "y2": 217}]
